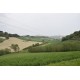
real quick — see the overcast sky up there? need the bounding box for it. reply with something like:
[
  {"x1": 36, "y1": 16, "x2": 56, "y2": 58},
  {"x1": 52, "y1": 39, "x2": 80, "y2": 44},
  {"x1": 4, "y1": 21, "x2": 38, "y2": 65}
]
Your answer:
[{"x1": 0, "y1": 13, "x2": 80, "y2": 36}]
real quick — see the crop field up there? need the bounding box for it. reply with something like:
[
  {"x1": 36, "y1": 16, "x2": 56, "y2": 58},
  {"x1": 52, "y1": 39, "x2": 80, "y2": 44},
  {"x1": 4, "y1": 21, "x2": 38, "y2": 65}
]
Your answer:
[{"x1": 0, "y1": 51, "x2": 80, "y2": 66}]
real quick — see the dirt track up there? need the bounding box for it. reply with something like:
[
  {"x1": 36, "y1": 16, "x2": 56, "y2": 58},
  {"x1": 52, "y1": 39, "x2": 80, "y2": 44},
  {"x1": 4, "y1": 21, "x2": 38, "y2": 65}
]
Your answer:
[{"x1": 0, "y1": 37, "x2": 42, "y2": 52}]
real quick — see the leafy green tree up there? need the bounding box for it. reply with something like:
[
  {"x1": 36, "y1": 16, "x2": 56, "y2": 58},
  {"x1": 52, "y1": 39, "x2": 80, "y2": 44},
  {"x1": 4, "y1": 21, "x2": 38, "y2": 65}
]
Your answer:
[
  {"x1": 10, "y1": 44, "x2": 20, "y2": 52},
  {"x1": 62, "y1": 30, "x2": 80, "y2": 41}
]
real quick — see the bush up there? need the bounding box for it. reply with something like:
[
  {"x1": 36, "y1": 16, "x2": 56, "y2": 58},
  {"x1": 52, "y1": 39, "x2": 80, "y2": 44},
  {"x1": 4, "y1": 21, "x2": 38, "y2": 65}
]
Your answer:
[
  {"x1": 28, "y1": 46, "x2": 46, "y2": 52},
  {"x1": 10, "y1": 44, "x2": 20, "y2": 52},
  {"x1": 23, "y1": 43, "x2": 41, "y2": 51},
  {"x1": 0, "y1": 48, "x2": 11, "y2": 56},
  {"x1": 4, "y1": 48, "x2": 11, "y2": 54},
  {"x1": 0, "y1": 38, "x2": 5, "y2": 43}
]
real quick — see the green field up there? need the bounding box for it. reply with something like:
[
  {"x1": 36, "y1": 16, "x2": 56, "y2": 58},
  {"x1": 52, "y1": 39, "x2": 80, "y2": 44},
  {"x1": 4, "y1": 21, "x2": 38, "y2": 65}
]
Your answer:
[
  {"x1": 19, "y1": 36, "x2": 61, "y2": 43},
  {"x1": 0, "y1": 51, "x2": 80, "y2": 66},
  {"x1": 48, "y1": 58, "x2": 80, "y2": 66}
]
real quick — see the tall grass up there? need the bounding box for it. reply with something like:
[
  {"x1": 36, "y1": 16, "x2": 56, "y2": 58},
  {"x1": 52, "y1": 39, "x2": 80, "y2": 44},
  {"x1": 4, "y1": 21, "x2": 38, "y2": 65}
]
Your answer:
[{"x1": 48, "y1": 58, "x2": 80, "y2": 66}]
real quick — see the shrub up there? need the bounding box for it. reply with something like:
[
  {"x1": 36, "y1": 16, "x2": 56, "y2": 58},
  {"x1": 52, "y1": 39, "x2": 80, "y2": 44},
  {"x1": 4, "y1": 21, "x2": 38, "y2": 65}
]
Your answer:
[
  {"x1": 4, "y1": 48, "x2": 11, "y2": 54},
  {"x1": 28, "y1": 46, "x2": 46, "y2": 52},
  {"x1": 0, "y1": 38, "x2": 5, "y2": 43},
  {"x1": 23, "y1": 43, "x2": 41, "y2": 51},
  {"x1": 0, "y1": 48, "x2": 11, "y2": 56}
]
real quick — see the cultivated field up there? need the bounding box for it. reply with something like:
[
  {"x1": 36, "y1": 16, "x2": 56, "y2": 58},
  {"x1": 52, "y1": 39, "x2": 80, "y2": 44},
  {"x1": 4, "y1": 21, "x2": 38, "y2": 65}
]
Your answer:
[
  {"x1": 0, "y1": 51, "x2": 80, "y2": 66},
  {"x1": 0, "y1": 37, "x2": 42, "y2": 52}
]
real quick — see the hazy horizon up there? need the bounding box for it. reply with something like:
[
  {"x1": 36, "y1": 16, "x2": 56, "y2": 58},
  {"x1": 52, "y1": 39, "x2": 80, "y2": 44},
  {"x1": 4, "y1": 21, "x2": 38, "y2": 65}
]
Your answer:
[{"x1": 0, "y1": 13, "x2": 80, "y2": 36}]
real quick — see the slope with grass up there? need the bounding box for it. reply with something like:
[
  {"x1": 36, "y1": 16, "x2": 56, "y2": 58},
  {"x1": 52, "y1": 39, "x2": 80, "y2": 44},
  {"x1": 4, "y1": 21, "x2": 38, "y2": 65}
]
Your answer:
[{"x1": 0, "y1": 51, "x2": 80, "y2": 66}]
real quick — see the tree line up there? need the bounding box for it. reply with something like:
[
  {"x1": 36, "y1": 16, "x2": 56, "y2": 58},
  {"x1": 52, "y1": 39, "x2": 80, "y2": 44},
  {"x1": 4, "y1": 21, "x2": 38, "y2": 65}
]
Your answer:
[
  {"x1": 62, "y1": 30, "x2": 80, "y2": 41},
  {"x1": 0, "y1": 31, "x2": 20, "y2": 39}
]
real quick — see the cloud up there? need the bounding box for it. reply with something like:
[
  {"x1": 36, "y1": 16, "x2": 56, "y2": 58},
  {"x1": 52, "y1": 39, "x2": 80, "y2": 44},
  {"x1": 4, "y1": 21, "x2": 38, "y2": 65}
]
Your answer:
[{"x1": 0, "y1": 13, "x2": 80, "y2": 36}]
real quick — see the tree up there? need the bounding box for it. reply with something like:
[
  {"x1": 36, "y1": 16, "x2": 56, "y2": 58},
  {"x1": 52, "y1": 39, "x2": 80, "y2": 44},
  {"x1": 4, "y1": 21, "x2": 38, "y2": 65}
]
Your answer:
[
  {"x1": 10, "y1": 44, "x2": 20, "y2": 52},
  {"x1": 5, "y1": 35, "x2": 9, "y2": 39},
  {"x1": 62, "y1": 30, "x2": 80, "y2": 41},
  {"x1": 0, "y1": 31, "x2": 3, "y2": 36},
  {"x1": 0, "y1": 31, "x2": 20, "y2": 38},
  {"x1": 4, "y1": 32, "x2": 9, "y2": 39}
]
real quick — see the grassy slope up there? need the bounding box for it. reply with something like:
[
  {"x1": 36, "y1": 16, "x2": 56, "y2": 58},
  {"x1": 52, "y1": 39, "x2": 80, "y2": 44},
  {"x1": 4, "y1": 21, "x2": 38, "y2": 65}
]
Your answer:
[{"x1": 0, "y1": 51, "x2": 80, "y2": 66}]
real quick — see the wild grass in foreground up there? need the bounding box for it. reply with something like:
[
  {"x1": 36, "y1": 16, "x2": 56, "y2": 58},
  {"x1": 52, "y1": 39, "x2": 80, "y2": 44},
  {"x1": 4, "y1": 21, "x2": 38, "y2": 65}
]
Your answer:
[
  {"x1": 0, "y1": 51, "x2": 80, "y2": 66},
  {"x1": 48, "y1": 58, "x2": 80, "y2": 66}
]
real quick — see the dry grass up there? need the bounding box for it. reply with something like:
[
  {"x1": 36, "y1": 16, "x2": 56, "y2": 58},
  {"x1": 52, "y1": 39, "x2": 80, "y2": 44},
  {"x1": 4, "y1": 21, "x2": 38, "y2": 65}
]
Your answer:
[{"x1": 0, "y1": 37, "x2": 42, "y2": 52}]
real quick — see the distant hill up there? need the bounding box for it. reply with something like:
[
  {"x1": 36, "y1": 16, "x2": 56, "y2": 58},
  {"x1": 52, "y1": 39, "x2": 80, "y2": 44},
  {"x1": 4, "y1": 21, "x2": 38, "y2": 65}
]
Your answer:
[
  {"x1": 0, "y1": 31, "x2": 20, "y2": 39},
  {"x1": 49, "y1": 36, "x2": 63, "y2": 39},
  {"x1": 62, "y1": 30, "x2": 80, "y2": 41}
]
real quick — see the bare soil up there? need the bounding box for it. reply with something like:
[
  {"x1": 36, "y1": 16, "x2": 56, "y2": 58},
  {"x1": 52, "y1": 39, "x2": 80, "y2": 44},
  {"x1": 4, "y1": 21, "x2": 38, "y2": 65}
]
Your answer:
[{"x1": 0, "y1": 37, "x2": 42, "y2": 52}]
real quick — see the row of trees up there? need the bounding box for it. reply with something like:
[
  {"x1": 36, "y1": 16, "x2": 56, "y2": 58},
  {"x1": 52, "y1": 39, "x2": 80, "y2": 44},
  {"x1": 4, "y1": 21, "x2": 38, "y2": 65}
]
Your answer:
[
  {"x1": 28, "y1": 40, "x2": 80, "y2": 52},
  {"x1": 0, "y1": 31, "x2": 20, "y2": 39},
  {"x1": 62, "y1": 30, "x2": 80, "y2": 41}
]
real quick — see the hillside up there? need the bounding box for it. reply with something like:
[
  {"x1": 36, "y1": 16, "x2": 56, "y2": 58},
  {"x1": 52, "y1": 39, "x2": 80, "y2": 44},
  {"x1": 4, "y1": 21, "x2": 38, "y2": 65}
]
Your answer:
[
  {"x1": 62, "y1": 30, "x2": 80, "y2": 41},
  {"x1": 0, "y1": 37, "x2": 42, "y2": 52}
]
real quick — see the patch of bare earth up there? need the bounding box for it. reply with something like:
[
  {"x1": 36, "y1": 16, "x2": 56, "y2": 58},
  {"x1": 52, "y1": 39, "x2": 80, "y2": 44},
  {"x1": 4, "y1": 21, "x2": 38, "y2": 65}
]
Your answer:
[{"x1": 0, "y1": 37, "x2": 42, "y2": 52}]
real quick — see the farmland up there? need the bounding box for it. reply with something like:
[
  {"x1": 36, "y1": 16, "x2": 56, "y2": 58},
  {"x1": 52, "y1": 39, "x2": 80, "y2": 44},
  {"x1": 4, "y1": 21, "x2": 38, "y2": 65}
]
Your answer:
[
  {"x1": 0, "y1": 51, "x2": 80, "y2": 66},
  {"x1": 0, "y1": 30, "x2": 80, "y2": 66},
  {"x1": 0, "y1": 37, "x2": 42, "y2": 52}
]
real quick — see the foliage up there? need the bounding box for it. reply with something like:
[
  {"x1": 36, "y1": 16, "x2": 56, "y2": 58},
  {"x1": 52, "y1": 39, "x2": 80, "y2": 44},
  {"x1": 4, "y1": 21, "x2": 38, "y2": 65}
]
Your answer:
[
  {"x1": 28, "y1": 40, "x2": 80, "y2": 52},
  {"x1": 10, "y1": 44, "x2": 20, "y2": 52},
  {"x1": 0, "y1": 48, "x2": 11, "y2": 56},
  {"x1": 0, "y1": 31, "x2": 20, "y2": 38},
  {"x1": 62, "y1": 30, "x2": 80, "y2": 41},
  {"x1": 0, "y1": 38, "x2": 5, "y2": 43}
]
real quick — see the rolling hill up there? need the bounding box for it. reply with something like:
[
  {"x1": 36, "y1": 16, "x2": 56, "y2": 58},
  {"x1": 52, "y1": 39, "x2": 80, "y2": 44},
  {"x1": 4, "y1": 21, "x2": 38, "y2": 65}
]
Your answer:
[{"x1": 0, "y1": 37, "x2": 42, "y2": 52}]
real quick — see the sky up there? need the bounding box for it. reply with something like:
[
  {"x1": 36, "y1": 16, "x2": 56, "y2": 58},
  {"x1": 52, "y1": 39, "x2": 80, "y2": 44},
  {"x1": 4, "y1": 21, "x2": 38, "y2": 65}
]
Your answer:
[{"x1": 0, "y1": 13, "x2": 80, "y2": 36}]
